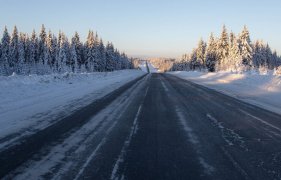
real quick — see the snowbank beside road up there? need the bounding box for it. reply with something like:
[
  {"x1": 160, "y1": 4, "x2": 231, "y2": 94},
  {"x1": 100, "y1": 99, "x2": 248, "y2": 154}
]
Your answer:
[
  {"x1": 0, "y1": 70, "x2": 145, "y2": 140},
  {"x1": 168, "y1": 71, "x2": 281, "y2": 115}
]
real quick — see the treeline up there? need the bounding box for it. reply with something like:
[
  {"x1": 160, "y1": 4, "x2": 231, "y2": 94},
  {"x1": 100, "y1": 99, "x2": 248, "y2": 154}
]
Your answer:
[
  {"x1": 0, "y1": 25, "x2": 135, "y2": 76},
  {"x1": 148, "y1": 58, "x2": 175, "y2": 72},
  {"x1": 171, "y1": 25, "x2": 281, "y2": 72}
]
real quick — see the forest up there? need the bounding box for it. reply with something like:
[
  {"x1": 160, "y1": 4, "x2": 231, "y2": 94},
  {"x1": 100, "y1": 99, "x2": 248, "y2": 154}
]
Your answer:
[
  {"x1": 171, "y1": 25, "x2": 281, "y2": 73},
  {"x1": 0, "y1": 25, "x2": 135, "y2": 76}
]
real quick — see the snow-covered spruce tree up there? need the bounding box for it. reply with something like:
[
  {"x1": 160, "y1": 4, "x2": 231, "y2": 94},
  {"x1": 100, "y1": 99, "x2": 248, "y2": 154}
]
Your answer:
[
  {"x1": 37, "y1": 24, "x2": 47, "y2": 74},
  {"x1": 24, "y1": 34, "x2": 31, "y2": 73},
  {"x1": 228, "y1": 32, "x2": 243, "y2": 71},
  {"x1": 70, "y1": 36, "x2": 78, "y2": 72},
  {"x1": 9, "y1": 26, "x2": 20, "y2": 74},
  {"x1": 93, "y1": 33, "x2": 101, "y2": 71},
  {"x1": 18, "y1": 33, "x2": 26, "y2": 74},
  {"x1": 114, "y1": 49, "x2": 121, "y2": 70},
  {"x1": 190, "y1": 48, "x2": 198, "y2": 70},
  {"x1": 63, "y1": 35, "x2": 71, "y2": 72},
  {"x1": 72, "y1": 32, "x2": 85, "y2": 72},
  {"x1": 105, "y1": 42, "x2": 115, "y2": 71},
  {"x1": 239, "y1": 26, "x2": 253, "y2": 70},
  {"x1": 216, "y1": 25, "x2": 229, "y2": 71},
  {"x1": 44, "y1": 30, "x2": 54, "y2": 73},
  {"x1": 50, "y1": 34, "x2": 58, "y2": 72},
  {"x1": 120, "y1": 52, "x2": 129, "y2": 69},
  {"x1": 205, "y1": 33, "x2": 217, "y2": 72},
  {"x1": 28, "y1": 30, "x2": 39, "y2": 74},
  {"x1": 99, "y1": 39, "x2": 106, "y2": 72},
  {"x1": 195, "y1": 38, "x2": 206, "y2": 70},
  {"x1": 265, "y1": 44, "x2": 274, "y2": 70},
  {"x1": 0, "y1": 27, "x2": 10, "y2": 75},
  {"x1": 57, "y1": 33, "x2": 68, "y2": 73},
  {"x1": 85, "y1": 30, "x2": 95, "y2": 72},
  {"x1": 252, "y1": 40, "x2": 267, "y2": 69}
]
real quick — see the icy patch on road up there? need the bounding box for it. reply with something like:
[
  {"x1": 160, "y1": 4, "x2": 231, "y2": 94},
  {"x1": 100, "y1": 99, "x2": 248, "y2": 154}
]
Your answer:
[
  {"x1": 160, "y1": 80, "x2": 169, "y2": 93},
  {"x1": 110, "y1": 86, "x2": 149, "y2": 180},
  {"x1": 206, "y1": 114, "x2": 247, "y2": 150},
  {"x1": 110, "y1": 105, "x2": 143, "y2": 180},
  {"x1": 176, "y1": 110, "x2": 199, "y2": 145},
  {"x1": 176, "y1": 109, "x2": 215, "y2": 175}
]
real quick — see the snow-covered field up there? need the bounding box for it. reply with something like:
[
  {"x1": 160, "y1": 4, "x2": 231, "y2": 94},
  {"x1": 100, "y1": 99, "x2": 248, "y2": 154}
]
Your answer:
[
  {"x1": 169, "y1": 71, "x2": 281, "y2": 115},
  {"x1": 0, "y1": 70, "x2": 145, "y2": 144}
]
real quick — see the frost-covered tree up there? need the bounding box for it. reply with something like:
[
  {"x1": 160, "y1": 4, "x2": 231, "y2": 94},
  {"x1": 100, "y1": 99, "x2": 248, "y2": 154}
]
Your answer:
[
  {"x1": 58, "y1": 33, "x2": 68, "y2": 73},
  {"x1": 39, "y1": 24, "x2": 47, "y2": 65},
  {"x1": 0, "y1": 27, "x2": 10, "y2": 75},
  {"x1": 0, "y1": 26, "x2": 134, "y2": 75},
  {"x1": 28, "y1": 30, "x2": 38, "y2": 74},
  {"x1": 99, "y1": 39, "x2": 106, "y2": 71},
  {"x1": 85, "y1": 30, "x2": 95, "y2": 72},
  {"x1": 205, "y1": 33, "x2": 217, "y2": 72},
  {"x1": 44, "y1": 30, "x2": 54, "y2": 72},
  {"x1": 229, "y1": 34, "x2": 242, "y2": 71},
  {"x1": 93, "y1": 33, "x2": 101, "y2": 71},
  {"x1": 105, "y1": 42, "x2": 115, "y2": 71},
  {"x1": 70, "y1": 36, "x2": 78, "y2": 72},
  {"x1": 9, "y1": 26, "x2": 19, "y2": 74},
  {"x1": 216, "y1": 25, "x2": 229, "y2": 70},
  {"x1": 190, "y1": 48, "x2": 198, "y2": 70},
  {"x1": 239, "y1": 26, "x2": 253, "y2": 69},
  {"x1": 18, "y1": 33, "x2": 26, "y2": 74},
  {"x1": 72, "y1": 32, "x2": 84, "y2": 72},
  {"x1": 196, "y1": 38, "x2": 206, "y2": 70}
]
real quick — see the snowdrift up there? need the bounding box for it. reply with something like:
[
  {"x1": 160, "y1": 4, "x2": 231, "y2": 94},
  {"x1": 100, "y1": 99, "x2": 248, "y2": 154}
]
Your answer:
[
  {"x1": 0, "y1": 70, "x2": 145, "y2": 140},
  {"x1": 168, "y1": 70, "x2": 281, "y2": 115}
]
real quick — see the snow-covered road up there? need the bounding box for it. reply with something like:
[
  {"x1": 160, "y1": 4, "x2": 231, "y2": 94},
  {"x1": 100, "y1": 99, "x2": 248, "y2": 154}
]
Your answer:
[{"x1": 1, "y1": 73, "x2": 281, "y2": 179}]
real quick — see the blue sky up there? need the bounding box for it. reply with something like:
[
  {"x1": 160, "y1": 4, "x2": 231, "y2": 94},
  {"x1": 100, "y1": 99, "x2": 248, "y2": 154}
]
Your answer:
[{"x1": 0, "y1": 0, "x2": 280, "y2": 58}]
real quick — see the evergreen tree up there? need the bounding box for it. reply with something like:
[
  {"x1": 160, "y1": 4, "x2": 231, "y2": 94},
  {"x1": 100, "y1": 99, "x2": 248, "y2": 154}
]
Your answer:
[
  {"x1": 93, "y1": 33, "x2": 101, "y2": 71},
  {"x1": 239, "y1": 26, "x2": 253, "y2": 68},
  {"x1": 85, "y1": 30, "x2": 95, "y2": 72},
  {"x1": 58, "y1": 33, "x2": 68, "y2": 73},
  {"x1": 29, "y1": 30, "x2": 38, "y2": 74},
  {"x1": 216, "y1": 25, "x2": 229, "y2": 70},
  {"x1": 9, "y1": 26, "x2": 19, "y2": 74},
  {"x1": 196, "y1": 38, "x2": 206, "y2": 70},
  {"x1": 39, "y1": 24, "x2": 47, "y2": 65},
  {"x1": 0, "y1": 27, "x2": 10, "y2": 75},
  {"x1": 205, "y1": 33, "x2": 217, "y2": 72},
  {"x1": 45, "y1": 30, "x2": 54, "y2": 72},
  {"x1": 229, "y1": 34, "x2": 242, "y2": 71},
  {"x1": 99, "y1": 39, "x2": 106, "y2": 71},
  {"x1": 105, "y1": 42, "x2": 115, "y2": 71},
  {"x1": 18, "y1": 33, "x2": 26, "y2": 74},
  {"x1": 70, "y1": 36, "x2": 78, "y2": 72},
  {"x1": 73, "y1": 32, "x2": 84, "y2": 72}
]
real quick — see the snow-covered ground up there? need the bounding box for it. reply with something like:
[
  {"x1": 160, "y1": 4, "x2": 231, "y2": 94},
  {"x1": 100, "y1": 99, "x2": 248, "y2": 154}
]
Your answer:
[
  {"x1": 168, "y1": 71, "x2": 281, "y2": 115},
  {"x1": 0, "y1": 70, "x2": 145, "y2": 145}
]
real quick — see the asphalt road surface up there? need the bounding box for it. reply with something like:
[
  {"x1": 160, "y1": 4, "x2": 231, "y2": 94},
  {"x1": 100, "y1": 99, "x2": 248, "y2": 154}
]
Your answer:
[{"x1": 2, "y1": 73, "x2": 281, "y2": 180}]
